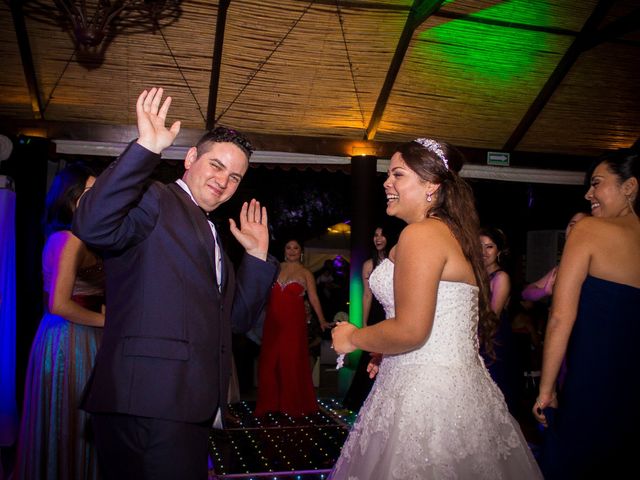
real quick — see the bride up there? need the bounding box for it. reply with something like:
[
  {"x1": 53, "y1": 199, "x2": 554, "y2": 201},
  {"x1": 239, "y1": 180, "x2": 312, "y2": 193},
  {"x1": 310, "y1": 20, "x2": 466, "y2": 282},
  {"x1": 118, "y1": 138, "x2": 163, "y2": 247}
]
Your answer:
[{"x1": 330, "y1": 139, "x2": 542, "y2": 479}]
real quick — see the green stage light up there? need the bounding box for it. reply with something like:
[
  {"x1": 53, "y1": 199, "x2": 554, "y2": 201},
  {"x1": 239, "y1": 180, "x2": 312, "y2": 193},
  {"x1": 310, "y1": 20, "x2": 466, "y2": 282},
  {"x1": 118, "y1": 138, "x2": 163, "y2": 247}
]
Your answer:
[{"x1": 417, "y1": 0, "x2": 553, "y2": 87}]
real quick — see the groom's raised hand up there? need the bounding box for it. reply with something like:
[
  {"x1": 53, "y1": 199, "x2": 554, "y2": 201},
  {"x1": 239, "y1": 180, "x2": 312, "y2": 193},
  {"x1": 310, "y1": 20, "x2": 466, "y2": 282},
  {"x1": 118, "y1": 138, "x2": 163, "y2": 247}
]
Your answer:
[
  {"x1": 136, "y1": 87, "x2": 181, "y2": 154},
  {"x1": 229, "y1": 199, "x2": 269, "y2": 261}
]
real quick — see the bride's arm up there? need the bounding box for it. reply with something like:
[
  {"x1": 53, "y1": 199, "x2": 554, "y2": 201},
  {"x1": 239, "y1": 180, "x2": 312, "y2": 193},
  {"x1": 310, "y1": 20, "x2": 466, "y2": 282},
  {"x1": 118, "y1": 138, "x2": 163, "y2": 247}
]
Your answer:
[{"x1": 333, "y1": 221, "x2": 445, "y2": 355}]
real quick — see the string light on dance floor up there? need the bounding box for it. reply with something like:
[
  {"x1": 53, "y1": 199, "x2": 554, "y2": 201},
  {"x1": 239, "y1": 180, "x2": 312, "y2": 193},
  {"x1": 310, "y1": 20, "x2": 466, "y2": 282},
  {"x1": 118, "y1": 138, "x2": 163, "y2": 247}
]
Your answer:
[{"x1": 208, "y1": 399, "x2": 354, "y2": 479}]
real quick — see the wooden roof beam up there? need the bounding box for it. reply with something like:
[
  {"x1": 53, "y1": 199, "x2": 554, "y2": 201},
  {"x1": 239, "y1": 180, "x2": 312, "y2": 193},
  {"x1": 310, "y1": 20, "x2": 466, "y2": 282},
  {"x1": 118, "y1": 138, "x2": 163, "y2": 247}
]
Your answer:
[
  {"x1": 435, "y1": 10, "x2": 578, "y2": 36},
  {"x1": 364, "y1": 0, "x2": 446, "y2": 141},
  {"x1": 583, "y1": 8, "x2": 640, "y2": 50},
  {"x1": 296, "y1": 0, "x2": 408, "y2": 11},
  {"x1": 410, "y1": 0, "x2": 446, "y2": 28},
  {"x1": 502, "y1": 0, "x2": 616, "y2": 152},
  {"x1": 206, "y1": 0, "x2": 231, "y2": 130},
  {"x1": 9, "y1": 0, "x2": 44, "y2": 120}
]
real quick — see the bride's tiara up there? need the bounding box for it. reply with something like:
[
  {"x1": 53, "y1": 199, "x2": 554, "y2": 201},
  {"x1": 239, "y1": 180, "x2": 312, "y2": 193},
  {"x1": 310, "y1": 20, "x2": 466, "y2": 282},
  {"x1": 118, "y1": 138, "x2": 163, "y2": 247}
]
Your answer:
[{"x1": 413, "y1": 138, "x2": 448, "y2": 170}]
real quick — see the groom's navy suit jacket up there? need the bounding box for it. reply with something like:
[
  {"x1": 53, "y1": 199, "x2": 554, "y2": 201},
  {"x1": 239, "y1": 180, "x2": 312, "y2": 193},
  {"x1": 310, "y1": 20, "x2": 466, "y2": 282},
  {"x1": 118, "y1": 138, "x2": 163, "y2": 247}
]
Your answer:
[{"x1": 73, "y1": 142, "x2": 277, "y2": 423}]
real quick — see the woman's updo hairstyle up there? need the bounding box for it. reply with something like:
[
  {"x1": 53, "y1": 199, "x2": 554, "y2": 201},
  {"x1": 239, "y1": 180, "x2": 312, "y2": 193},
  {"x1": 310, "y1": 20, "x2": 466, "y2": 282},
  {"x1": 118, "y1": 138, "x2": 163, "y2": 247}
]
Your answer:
[{"x1": 588, "y1": 148, "x2": 639, "y2": 214}]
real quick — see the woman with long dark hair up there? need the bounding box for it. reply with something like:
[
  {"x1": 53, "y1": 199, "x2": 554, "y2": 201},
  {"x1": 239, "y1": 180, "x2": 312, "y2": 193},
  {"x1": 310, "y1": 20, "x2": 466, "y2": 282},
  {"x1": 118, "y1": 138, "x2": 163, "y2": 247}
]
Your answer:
[
  {"x1": 330, "y1": 139, "x2": 541, "y2": 478},
  {"x1": 14, "y1": 164, "x2": 105, "y2": 480}
]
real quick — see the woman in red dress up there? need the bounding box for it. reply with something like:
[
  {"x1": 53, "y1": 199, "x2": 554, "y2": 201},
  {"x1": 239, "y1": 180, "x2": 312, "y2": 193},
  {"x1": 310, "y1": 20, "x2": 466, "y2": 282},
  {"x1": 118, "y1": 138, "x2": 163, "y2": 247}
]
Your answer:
[{"x1": 255, "y1": 239, "x2": 330, "y2": 417}]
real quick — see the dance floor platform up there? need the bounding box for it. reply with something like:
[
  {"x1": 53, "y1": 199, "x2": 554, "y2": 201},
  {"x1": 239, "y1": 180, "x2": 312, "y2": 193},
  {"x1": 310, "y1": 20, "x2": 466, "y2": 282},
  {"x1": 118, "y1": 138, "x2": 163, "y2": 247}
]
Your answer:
[{"x1": 208, "y1": 399, "x2": 355, "y2": 479}]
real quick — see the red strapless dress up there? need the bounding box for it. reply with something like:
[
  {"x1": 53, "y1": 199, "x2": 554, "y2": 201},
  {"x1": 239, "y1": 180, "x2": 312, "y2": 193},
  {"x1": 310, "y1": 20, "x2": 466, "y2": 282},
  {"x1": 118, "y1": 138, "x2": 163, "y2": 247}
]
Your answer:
[{"x1": 255, "y1": 280, "x2": 318, "y2": 416}]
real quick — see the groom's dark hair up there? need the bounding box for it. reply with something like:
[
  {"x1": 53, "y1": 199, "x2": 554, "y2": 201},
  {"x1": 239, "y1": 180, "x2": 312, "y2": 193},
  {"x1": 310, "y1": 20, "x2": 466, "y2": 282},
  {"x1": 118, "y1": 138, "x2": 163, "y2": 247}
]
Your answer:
[{"x1": 196, "y1": 126, "x2": 254, "y2": 159}]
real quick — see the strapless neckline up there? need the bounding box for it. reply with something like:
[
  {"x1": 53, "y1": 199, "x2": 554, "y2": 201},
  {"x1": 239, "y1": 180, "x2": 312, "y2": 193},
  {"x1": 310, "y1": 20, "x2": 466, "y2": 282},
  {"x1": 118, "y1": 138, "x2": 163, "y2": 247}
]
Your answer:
[
  {"x1": 276, "y1": 279, "x2": 305, "y2": 289},
  {"x1": 585, "y1": 274, "x2": 640, "y2": 291},
  {"x1": 376, "y1": 258, "x2": 479, "y2": 291}
]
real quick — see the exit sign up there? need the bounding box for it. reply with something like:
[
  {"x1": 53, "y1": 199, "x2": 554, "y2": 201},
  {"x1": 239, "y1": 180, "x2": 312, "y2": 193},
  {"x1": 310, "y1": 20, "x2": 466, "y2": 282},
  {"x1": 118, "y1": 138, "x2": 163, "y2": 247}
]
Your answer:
[{"x1": 487, "y1": 151, "x2": 510, "y2": 166}]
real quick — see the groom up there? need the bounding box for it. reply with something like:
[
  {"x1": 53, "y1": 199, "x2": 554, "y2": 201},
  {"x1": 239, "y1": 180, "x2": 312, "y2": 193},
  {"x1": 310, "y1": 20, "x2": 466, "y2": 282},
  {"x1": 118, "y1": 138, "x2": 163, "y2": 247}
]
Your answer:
[{"x1": 73, "y1": 88, "x2": 278, "y2": 479}]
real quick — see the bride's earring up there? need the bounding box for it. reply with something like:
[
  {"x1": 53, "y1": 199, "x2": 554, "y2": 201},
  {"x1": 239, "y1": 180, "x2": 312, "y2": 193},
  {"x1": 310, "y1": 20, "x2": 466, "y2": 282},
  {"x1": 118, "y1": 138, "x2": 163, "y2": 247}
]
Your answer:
[{"x1": 427, "y1": 192, "x2": 432, "y2": 203}]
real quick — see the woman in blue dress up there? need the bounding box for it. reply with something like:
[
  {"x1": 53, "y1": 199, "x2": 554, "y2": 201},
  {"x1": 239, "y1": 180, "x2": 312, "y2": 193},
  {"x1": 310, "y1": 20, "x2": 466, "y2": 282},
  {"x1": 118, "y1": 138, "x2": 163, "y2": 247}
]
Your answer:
[
  {"x1": 13, "y1": 165, "x2": 105, "y2": 480},
  {"x1": 534, "y1": 149, "x2": 640, "y2": 479}
]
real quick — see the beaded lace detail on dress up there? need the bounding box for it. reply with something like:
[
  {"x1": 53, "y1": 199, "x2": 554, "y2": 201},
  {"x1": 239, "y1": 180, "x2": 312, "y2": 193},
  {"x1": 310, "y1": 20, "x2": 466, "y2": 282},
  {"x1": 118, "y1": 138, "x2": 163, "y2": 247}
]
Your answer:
[
  {"x1": 331, "y1": 259, "x2": 542, "y2": 480},
  {"x1": 275, "y1": 279, "x2": 306, "y2": 296}
]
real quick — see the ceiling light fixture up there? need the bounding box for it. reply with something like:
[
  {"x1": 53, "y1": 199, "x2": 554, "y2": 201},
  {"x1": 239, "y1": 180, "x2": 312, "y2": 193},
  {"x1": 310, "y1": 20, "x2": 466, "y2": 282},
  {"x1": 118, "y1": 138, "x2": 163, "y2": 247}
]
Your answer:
[{"x1": 22, "y1": 1, "x2": 182, "y2": 57}]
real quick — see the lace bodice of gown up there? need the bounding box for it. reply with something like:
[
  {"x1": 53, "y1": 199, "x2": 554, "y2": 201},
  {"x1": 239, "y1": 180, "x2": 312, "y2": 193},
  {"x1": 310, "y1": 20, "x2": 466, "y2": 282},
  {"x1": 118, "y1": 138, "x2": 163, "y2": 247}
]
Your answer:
[{"x1": 368, "y1": 258, "x2": 481, "y2": 368}]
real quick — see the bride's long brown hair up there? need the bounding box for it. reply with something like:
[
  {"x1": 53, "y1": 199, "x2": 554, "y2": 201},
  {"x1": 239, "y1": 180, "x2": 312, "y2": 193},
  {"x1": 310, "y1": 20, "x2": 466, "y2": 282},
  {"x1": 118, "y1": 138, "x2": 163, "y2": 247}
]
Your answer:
[{"x1": 394, "y1": 140, "x2": 498, "y2": 358}]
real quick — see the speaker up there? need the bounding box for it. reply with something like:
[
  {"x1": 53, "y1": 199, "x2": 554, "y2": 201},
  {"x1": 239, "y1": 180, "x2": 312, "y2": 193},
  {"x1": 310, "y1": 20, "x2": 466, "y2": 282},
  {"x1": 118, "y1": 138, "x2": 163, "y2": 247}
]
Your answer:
[{"x1": 525, "y1": 229, "x2": 565, "y2": 283}]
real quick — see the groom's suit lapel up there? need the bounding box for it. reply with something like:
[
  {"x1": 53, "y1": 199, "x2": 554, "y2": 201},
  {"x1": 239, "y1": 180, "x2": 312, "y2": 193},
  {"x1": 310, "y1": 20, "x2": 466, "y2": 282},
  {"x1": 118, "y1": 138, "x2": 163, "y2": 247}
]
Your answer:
[{"x1": 167, "y1": 183, "x2": 219, "y2": 293}]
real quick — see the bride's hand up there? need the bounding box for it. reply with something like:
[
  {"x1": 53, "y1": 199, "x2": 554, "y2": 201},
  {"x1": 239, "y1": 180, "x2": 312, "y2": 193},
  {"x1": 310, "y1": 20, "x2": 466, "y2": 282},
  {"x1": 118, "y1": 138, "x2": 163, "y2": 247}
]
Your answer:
[{"x1": 331, "y1": 322, "x2": 357, "y2": 354}]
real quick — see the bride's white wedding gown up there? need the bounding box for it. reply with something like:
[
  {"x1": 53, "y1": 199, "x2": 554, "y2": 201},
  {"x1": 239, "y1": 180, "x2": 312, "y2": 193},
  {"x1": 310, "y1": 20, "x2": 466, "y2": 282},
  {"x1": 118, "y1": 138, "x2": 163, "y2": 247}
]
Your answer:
[{"x1": 331, "y1": 259, "x2": 542, "y2": 479}]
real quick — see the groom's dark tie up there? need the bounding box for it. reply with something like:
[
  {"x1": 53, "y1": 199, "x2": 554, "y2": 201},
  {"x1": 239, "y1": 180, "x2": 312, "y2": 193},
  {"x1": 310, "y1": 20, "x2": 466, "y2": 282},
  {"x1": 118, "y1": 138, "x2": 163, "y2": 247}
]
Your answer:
[
  {"x1": 202, "y1": 208, "x2": 223, "y2": 290},
  {"x1": 213, "y1": 229, "x2": 223, "y2": 290}
]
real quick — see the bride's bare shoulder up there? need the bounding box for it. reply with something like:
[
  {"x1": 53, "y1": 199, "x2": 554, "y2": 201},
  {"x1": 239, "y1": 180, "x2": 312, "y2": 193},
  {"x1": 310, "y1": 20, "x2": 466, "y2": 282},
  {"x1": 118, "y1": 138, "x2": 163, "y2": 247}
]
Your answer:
[{"x1": 399, "y1": 218, "x2": 452, "y2": 248}]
